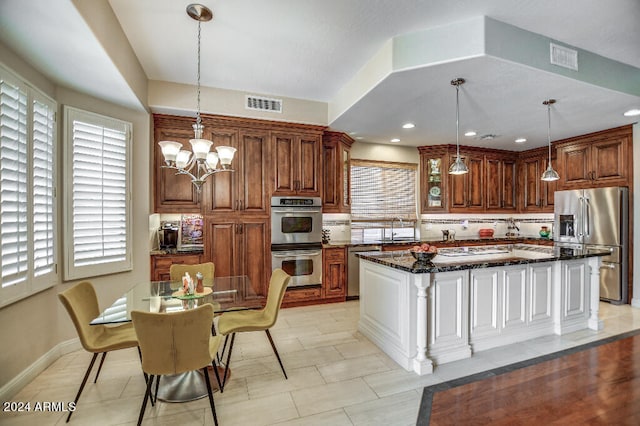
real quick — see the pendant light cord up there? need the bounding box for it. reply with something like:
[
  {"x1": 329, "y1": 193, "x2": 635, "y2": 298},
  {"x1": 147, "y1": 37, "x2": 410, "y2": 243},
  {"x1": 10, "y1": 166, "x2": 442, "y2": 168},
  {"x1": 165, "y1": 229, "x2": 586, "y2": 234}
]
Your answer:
[
  {"x1": 547, "y1": 102, "x2": 552, "y2": 166},
  {"x1": 196, "y1": 19, "x2": 202, "y2": 127},
  {"x1": 456, "y1": 83, "x2": 460, "y2": 158}
]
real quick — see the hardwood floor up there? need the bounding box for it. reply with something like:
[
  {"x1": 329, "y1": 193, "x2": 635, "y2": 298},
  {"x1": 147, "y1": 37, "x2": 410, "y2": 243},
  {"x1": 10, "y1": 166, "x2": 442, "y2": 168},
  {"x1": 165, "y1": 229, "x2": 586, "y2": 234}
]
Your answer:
[{"x1": 424, "y1": 330, "x2": 640, "y2": 425}]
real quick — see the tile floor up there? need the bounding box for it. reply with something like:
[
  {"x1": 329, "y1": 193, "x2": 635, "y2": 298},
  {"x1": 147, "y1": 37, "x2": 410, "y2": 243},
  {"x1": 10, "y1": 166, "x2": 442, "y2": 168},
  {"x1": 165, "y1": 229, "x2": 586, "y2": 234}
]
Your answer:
[{"x1": 2, "y1": 301, "x2": 639, "y2": 426}]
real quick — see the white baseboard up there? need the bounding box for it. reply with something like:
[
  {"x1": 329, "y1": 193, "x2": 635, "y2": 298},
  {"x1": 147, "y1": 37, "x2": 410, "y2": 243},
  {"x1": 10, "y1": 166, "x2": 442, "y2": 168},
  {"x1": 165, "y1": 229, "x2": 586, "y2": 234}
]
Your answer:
[{"x1": 0, "y1": 338, "x2": 81, "y2": 402}]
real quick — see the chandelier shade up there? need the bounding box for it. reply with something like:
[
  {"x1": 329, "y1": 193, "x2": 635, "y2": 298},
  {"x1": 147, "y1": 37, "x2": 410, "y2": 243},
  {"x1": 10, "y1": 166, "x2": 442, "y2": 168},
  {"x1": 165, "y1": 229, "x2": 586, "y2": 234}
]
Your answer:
[{"x1": 157, "y1": 3, "x2": 235, "y2": 193}]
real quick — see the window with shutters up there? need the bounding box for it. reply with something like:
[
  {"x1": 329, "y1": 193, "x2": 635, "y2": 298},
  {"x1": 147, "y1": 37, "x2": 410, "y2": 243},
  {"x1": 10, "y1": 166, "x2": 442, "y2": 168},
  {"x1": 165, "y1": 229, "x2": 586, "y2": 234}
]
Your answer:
[
  {"x1": 63, "y1": 107, "x2": 132, "y2": 280},
  {"x1": 350, "y1": 159, "x2": 418, "y2": 240},
  {"x1": 0, "y1": 65, "x2": 57, "y2": 307}
]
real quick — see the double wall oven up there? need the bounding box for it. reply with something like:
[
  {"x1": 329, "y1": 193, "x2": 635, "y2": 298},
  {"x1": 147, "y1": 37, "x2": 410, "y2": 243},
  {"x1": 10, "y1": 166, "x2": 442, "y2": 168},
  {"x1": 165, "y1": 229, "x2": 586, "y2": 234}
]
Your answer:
[{"x1": 271, "y1": 196, "x2": 322, "y2": 287}]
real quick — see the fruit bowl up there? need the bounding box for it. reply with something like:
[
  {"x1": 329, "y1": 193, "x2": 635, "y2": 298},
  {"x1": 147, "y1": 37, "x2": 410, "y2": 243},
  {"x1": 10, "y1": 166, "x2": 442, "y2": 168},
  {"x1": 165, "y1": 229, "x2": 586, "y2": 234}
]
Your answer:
[{"x1": 410, "y1": 250, "x2": 437, "y2": 262}]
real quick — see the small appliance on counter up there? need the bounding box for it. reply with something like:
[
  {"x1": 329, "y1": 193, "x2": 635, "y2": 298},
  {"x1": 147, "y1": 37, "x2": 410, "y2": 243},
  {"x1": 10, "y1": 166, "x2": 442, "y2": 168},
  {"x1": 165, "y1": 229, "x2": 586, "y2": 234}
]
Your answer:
[{"x1": 158, "y1": 222, "x2": 179, "y2": 249}]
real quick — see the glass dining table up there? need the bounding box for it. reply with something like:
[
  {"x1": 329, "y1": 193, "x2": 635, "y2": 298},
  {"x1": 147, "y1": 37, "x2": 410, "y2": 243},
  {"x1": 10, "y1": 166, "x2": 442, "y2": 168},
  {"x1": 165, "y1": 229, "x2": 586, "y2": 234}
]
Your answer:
[{"x1": 91, "y1": 276, "x2": 265, "y2": 402}]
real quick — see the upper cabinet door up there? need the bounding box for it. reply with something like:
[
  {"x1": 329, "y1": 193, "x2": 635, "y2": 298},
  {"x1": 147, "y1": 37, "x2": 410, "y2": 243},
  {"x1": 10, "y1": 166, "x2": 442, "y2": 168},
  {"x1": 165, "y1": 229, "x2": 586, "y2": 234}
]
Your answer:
[
  {"x1": 202, "y1": 127, "x2": 239, "y2": 214},
  {"x1": 154, "y1": 126, "x2": 200, "y2": 213},
  {"x1": 238, "y1": 130, "x2": 270, "y2": 214},
  {"x1": 322, "y1": 131, "x2": 354, "y2": 213},
  {"x1": 556, "y1": 125, "x2": 631, "y2": 190},
  {"x1": 272, "y1": 132, "x2": 321, "y2": 197}
]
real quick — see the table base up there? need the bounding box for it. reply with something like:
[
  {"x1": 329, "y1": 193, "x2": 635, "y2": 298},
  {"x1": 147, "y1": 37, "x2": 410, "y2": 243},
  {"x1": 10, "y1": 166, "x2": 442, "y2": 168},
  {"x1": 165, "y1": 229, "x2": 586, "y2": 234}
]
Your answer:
[{"x1": 156, "y1": 367, "x2": 228, "y2": 402}]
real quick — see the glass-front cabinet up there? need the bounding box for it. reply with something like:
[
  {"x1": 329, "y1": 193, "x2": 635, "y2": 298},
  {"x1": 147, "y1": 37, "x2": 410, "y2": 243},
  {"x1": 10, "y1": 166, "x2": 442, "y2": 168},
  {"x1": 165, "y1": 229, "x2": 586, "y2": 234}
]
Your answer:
[{"x1": 419, "y1": 146, "x2": 448, "y2": 212}]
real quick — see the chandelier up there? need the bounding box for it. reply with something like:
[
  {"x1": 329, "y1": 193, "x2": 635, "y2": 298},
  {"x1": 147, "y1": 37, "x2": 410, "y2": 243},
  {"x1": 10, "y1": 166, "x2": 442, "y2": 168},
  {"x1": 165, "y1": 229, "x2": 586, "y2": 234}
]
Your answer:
[
  {"x1": 448, "y1": 78, "x2": 469, "y2": 175},
  {"x1": 158, "y1": 4, "x2": 236, "y2": 193},
  {"x1": 540, "y1": 99, "x2": 560, "y2": 181}
]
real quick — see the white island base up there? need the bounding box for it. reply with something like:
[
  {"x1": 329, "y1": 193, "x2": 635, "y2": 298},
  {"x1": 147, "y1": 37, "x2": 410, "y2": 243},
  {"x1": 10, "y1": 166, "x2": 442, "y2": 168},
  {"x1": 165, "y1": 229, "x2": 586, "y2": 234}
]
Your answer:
[{"x1": 358, "y1": 253, "x2": 604, "y2": 376}]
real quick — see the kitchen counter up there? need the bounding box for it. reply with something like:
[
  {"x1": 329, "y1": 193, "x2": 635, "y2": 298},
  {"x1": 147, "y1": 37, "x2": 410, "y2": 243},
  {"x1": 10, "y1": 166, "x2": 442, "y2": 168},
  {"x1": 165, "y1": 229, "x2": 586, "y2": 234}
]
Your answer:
[
  {"x1": 357, "y1": 243, "x2": 606, "y2": 376},
  {"x1": 355, "y1": 244, "x2": 609, "y2": 273},
  {"x1": 150, "y1": 248, "x2": 204, "y2": 255}
]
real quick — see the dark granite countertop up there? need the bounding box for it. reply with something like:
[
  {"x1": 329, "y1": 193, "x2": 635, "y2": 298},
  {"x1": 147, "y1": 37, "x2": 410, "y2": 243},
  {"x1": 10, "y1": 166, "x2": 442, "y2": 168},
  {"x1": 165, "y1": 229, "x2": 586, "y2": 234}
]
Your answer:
[
  {"x1": 355, "y1": 244, "x2": 610, "y2": 274},
  {"x1": 150, "y1": 248, "x2": 204, "y2": 255}
]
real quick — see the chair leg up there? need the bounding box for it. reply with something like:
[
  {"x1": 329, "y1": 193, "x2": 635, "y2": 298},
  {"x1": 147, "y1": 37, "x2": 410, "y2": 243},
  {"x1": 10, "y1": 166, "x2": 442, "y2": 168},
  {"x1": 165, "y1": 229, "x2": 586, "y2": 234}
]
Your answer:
[
  {"x1": 93, "y1": 352, "x2": 107, "y2": 383},
  {"x1": 137, "y1": 347, "x2": 154, "y2": 406},
  {"x1": 154, "y1": 375, "x2": 160, "y2": 404},
  {"x1": 202, "y1": 367, "x2": 219, "y2": 426},
  {"x1": 137, "y1": 374, "x2": 154, "y2": 426},
  {"x1": 211, "y1": 359, "x2": 223, "y2": 393},
  {"x1": 222, "y1": 333, "x2": 236, "y2": 387},
  {"x1": 265, "y1": 329, "x2": 287, "y2": 379},
  {"x1": 66, "y1": 352, "x2": 99, "y2": 422}
]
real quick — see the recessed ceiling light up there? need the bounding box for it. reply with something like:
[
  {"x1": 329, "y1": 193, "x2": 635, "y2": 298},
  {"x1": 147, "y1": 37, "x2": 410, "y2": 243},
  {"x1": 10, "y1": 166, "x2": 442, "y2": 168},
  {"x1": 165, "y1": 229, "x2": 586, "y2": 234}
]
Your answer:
[
  {"x1": 390, "y1": 138, "x2": 400, "y2": 143},
  {"x1": 464, "y1": 131, "x2": 476, "y2": 137},
  {"x1": 402, "y1": 123, "x2": 415, "y2": 129},
  {"x1": 623, "y1": 108, "x2": 640, "y2": 117},
  {"x1": 515, "y1": 138, "x2": 527, "y2": 143},
  {"x1": 349, "y1": 131, "x2": 357, "y2": 135},
  {"x1": 355, "y1": 136, "x2": 364, "y2": 140}
]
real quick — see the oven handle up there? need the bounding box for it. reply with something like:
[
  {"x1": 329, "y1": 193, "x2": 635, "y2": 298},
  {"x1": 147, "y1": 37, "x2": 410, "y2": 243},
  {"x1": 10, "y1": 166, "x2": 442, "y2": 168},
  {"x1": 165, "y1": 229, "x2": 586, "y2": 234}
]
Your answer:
[
  {"x1": 271, "y1": 208, "x2": 323, "y2": 214},
  {"x1": 272, "y1": 251, "x2": 322, "y2": 257}
]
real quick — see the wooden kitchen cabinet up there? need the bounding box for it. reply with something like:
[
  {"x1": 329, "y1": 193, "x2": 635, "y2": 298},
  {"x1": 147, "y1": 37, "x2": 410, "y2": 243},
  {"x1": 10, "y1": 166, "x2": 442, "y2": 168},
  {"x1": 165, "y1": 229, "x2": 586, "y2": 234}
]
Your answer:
[
  {"x1": 203, "y1": 129, "x2": 270, "y2": 215},
  {"x1": 272, "y1": 131, "x2": 322, "y2": 197},
  {"x1": 449, "y1": 152, "x2": 485, "y2": 212},
  {"x1": 322, "y1": 131, "x2": 354, "y2": 213},
  {"x1": 150, "y1": 253, "x2": 203, "y2": 281},
  {"x1": 418, "y1": 146, "x2": 448, "y2": 213},
  {"x1": 519, "y1": 146, "x2": 556, "y2": 213},
  {"x1": 205, "y1": 217, "x2": 270, "y2": 297},
  {"x1": 485, "y1": 154, "x2": 517, "y2": 211},
  {"x1": 153, "y1": 118, "x2": 200, "y2": 213},
  {"x1": 322, "y1": 246, "x2": 347, "y2": 300},
  {"x1": 555, "y1": 125, "x2": 631, "y2": 190}
]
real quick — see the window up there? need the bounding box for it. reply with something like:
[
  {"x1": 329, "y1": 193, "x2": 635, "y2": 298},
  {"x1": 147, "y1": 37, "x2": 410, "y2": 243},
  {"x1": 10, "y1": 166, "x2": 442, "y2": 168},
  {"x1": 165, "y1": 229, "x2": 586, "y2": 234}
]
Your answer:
[
  {"x1": 0, "y1": 65, "x2": 57, "y2": 307},
  {"x1": 350, "y1": 159, "x2": 418, "y2": 239},
  {"x1": 63, "y1": 107, "x2": 132, "y2": 280}
]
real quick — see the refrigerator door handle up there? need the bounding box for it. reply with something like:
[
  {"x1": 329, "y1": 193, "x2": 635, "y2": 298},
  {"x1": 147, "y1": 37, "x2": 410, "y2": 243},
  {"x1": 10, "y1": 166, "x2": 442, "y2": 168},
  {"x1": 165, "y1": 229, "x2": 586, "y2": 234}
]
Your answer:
[
  {"x1": 584, "y1": 197, "x2": 591, "y2": 237},
  {"x1": 578, "y1": 196, "x2": 584, "y2": 238}
]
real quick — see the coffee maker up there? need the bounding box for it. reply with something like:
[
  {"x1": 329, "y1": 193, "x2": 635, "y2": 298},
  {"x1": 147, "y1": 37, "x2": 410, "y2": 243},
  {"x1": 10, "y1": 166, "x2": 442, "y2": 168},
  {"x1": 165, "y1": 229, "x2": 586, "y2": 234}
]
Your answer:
[{"x1": 158, "y1": 222, "x2": 179, "y2": 249}]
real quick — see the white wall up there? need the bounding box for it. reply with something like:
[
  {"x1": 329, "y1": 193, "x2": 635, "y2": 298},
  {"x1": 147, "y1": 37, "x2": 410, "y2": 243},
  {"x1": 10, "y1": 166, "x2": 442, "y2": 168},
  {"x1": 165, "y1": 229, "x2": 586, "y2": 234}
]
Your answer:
[{"x1": 0, "y1": 40, "x2": 151, "y2": 394}]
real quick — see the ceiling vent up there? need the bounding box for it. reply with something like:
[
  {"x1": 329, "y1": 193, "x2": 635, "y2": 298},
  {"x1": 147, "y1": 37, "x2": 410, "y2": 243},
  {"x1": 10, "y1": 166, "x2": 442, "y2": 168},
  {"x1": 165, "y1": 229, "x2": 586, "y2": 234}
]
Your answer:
[
  {"x1": 480, "y1": 134, "x2": 498, "y2": 141},
  {"x1": 550, "y1": 43, "x2": 578, "y2": 71},
  {"x1": 245, "y1": 95, "x2": 282, "y2": 113}
]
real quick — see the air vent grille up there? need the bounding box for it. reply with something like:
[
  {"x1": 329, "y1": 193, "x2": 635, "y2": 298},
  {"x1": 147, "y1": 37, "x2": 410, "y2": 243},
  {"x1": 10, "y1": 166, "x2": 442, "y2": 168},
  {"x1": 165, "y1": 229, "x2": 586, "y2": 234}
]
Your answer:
[
  {"x1": 550, "y1": 43, "x2": 578, "y2": 71},
  {"x1": 245, "y1": 95, "x2": 282, "y2": 113}
]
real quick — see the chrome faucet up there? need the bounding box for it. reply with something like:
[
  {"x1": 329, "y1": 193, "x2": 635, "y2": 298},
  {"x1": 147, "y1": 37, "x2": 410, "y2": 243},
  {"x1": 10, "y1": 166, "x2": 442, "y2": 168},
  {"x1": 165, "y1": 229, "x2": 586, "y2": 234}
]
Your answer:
[{"x1": 390, "y1": 216, "x2": 404, "y2": 241}]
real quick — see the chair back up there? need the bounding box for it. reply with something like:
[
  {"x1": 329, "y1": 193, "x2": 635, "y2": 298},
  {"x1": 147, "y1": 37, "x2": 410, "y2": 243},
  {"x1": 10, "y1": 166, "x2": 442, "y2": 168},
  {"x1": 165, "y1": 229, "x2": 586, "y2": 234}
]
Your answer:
[
  {"x1": 132, "y1": 303, "x2": 215, "y2": 375},
  {"x1": 58, "y1": 281, "x2": 102, "y2": 352},
  {"x1": 262, "y1": 269, "x2": 291, "y2": 328},
  {"x1": 169, "y1": 262, "x2": 215, "y2": 282}
]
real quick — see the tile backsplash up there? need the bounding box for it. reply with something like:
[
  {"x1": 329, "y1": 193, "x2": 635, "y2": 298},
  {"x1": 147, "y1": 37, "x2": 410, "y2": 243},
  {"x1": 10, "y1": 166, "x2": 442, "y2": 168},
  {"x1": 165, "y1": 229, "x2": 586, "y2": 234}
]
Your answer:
[{"x1": 323, "y1": 213, "x2": 554, "y2": 242}]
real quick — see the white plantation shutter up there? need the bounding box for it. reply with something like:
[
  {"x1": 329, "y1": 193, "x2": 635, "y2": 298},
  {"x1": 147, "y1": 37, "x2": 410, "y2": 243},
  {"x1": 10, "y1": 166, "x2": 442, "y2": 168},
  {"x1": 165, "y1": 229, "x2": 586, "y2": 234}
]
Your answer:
[
  {"x1": 0, "y1": 77, "x2": 28, "y2": 288},
  {"x1": 64, "y1": 107, "x2": 132, "y2": 280},
  {"x1": 351, "y1": 160, "x2": 417, "y2": 221},
  {"x1": 32, "y1": 99, "x2": 55, "y2": 277},
  {"x1": 1, "y1": 65, "x2": 57, "y2": 307}
]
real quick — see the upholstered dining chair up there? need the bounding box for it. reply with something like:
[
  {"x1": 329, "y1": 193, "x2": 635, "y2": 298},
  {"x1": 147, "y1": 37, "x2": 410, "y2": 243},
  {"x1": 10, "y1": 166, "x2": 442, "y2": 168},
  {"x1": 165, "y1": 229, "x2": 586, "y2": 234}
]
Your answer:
[
  {"x1": 217, "y1": 268, "x2": 291, "y2": 386},
  {"x1": 169, "y1": 262, "x2": 215, "y2": 282},
  {"x1": 132, "y1": 303, "x2": 223, "y2": 426},
  {"x1": 58, "y1": 281, "x2": 139, "y2": 423}
]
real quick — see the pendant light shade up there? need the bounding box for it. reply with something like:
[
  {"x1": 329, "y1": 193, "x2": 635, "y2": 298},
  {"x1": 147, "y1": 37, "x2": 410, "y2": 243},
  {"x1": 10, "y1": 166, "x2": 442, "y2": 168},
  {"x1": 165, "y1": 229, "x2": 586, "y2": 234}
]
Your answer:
[
  {"x1": 541, "y1": 99, "x2": 560, "y2": 182},
  {"x1": 449, "y1": 78, "x2": 469, "y2": 175}
]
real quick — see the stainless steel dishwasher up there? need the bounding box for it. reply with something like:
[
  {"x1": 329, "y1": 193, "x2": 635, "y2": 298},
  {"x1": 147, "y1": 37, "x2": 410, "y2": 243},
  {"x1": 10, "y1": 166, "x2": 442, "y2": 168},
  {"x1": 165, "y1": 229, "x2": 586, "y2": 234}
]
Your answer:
[{"x1": 347, "y1": 245, "x2": 382, "y2": 299}]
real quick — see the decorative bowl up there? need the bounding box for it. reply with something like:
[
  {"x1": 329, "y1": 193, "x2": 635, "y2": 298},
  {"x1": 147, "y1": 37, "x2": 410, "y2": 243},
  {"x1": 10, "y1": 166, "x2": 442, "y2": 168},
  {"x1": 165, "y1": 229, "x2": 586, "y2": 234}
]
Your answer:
[
  {"x1": 539, "y1": 230, "x2": 551, "y2": 238},
  {"x1": 410, "y1": 250, "x2": 437, "y2": 262}
]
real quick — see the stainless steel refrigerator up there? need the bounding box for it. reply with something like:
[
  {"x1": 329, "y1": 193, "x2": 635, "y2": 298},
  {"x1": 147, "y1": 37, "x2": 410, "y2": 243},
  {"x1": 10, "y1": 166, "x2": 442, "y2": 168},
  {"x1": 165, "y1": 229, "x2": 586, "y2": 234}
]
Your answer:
[{"x1": 554, "y1": 186, "x2": 629, "y2": 304}]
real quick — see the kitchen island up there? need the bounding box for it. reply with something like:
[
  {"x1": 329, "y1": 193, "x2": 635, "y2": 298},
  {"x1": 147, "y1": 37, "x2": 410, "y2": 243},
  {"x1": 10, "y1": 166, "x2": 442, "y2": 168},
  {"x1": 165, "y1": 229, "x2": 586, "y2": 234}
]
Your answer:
[{"x1": 356, "y1": 244, "x2": 609, "y2": 375}]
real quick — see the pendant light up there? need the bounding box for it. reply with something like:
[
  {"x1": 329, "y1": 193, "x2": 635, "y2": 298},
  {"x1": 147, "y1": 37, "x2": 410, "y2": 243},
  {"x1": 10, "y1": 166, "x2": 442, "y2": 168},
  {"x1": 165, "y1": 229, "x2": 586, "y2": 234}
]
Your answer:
[
  {"x1": 541, "y1": 99, "x2": 560, "y2": 182},
  {"x1": 158, "y1": 4, "x2": 236, "y2": 193},
  {"x1": 448, "y1": 78, "x2": 469, "y2": 175}
]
